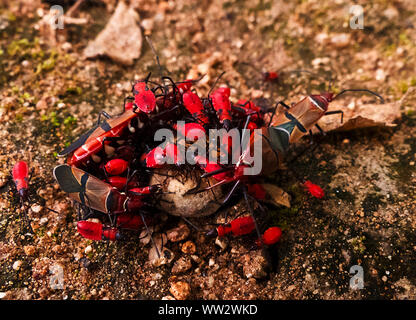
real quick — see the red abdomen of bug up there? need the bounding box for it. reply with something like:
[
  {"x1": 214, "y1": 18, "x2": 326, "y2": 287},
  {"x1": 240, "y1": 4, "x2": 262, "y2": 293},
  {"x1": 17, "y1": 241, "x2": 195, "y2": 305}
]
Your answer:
[
  {"x1": 262, "y1": 227, "x2": 282, "y2": 245},
  {"x1": 216, "y1": 216, "x2": 256, "y2": 237},
  {"x1": 104, "y1": 159, "x2": 129, "y2": 176},
  {"x1": 211, "y1": 87, "x2": 232, "y2": 130},
  {"x1": 77, "y1": 220, "x2": 120, "y2": 241},
  {"x1": 183, "y1": 91, "x2": 210, "y2": 125},
  {"x1": 12, "y1": 161, "x2": 29, "y2": 199},
  {"x1": 303, "y1": 180, "x2": 325, "y2": 199}
]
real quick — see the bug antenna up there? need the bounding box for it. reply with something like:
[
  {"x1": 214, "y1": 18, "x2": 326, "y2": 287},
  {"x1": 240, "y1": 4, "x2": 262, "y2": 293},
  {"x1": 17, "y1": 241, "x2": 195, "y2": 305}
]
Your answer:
[
  {"x1": 191, "y1": 73, "x2": 206, "y2": 84},
  {"x1": 145, "y1": 36, "x2": 166, "y2": 90},
  {"x1": 328, "y1": 74, "x2": 333, "y2": 91},
  {"x1": 286, "y1": 69, "x2": 320, "y2": 78},
  {"x1": 208, "y1": 71, "x2": 226, "y2": 97},
  {"x1": 333, "y1": 89, "x2": 385, "y2": 104},
  {"x1": 144, "y1": 72, "x2": 152, "y2": 84},
  {"x1": 287, "y1": 69, "x2": 332, "y2": 88}
]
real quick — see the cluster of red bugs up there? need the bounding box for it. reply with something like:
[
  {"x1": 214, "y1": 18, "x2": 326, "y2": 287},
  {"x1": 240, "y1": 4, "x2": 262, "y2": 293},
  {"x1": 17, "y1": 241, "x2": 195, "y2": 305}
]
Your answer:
[
  {"x1": 49, "y1": 60, "x2": 383, "y2": 259},
  {"x1": 51, "y1": 71, "x2": 293, "y2": 250},
  {"x1": 7, "y1": 41, "x2": 384, "y2": 265}
]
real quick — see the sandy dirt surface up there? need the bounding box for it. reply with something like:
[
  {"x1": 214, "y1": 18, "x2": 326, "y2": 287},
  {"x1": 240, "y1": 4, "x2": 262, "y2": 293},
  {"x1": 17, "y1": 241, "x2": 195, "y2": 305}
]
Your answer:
[{"x1": 0, "y1": 0, "x2": 416, "y2": 300}]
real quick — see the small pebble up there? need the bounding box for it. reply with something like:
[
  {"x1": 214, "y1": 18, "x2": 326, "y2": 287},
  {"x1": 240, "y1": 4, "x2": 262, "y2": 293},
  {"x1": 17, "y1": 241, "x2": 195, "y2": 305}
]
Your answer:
[
  {"x1": 13, "y1": 261, "x2": 22, "y2": 271},
  {"x1": 38, "y1": 288, "x2": 49, "y2": 299},
  {"x1": 375, "y1": 69, "x2": 387, "y2": 82},
  {"x1": 166, "y1": 224, "x2": 190, "y2": 242},
  {"x1": 243, "y1": 252, "x2": 268, "y2": 279},
  {"x1": 141, "y1": 18, "x2": 154, "y2": 31},
  {"x1": 61, "y1": 42, "x2": 72, "y2": 52},
  {"x1": 74, "y1": 253, "x2": 83, "y2": 261},
  {"x1": 215, "y1": 237, "x2": 228, "y2": 251},
  {"x1": 149, "y1": 247, "x2": 175, "y2": 267},
  {"x1": 347, "y1": 101, "x2": 355, "y2": 110},
  {"x1": 84, "y1": 245, "x2": 92, "y2": 254},
  {"x1": 191, "y1": 255, "x2": 201, "y2": 264},
  {"x1": 0, "y1": 292, "x2": 6, "y2": 299},
  {"x1": 181, "y1": 241, "x2": 196, "y2": 254},
  {"x1": 31, "y1": 204, "x2": 42, "y2": 214},
  {"x1": 312, "y1": 57, "x2": 330, "y2": 67},
  {"x1": 172, "y1": 257, "x2": 192, "y2": 274},
  {"x1": 315, "y1": 32, "x2": 329, "y2": 44},
  {"x1": 287, "y1": 285, "x2": 296, "y2": 292},
  {"x1": 251, "y1": 89, "x2": 263, "y2": 99},
  {"x1": 330, "y1": 33, "x2": 350, "y2": 48},
  {"x1": 197, "y1": 62, "x2": 210, "y2": 74},
  {"x1": 383, "y1": 7, "x2": 399, "y2": 20},
  {"x1": 24, "y1": 245, "x2": 36, "y2": 256},
  {"x1": 162, "y1": 295, "x2": 175, "y2": 300},
  {"x1": 169, "y1": 281, "x2": 190, "y2": 300},
  {"x1": 52, "y1": 245, "x2": 62, "y2": 254}
]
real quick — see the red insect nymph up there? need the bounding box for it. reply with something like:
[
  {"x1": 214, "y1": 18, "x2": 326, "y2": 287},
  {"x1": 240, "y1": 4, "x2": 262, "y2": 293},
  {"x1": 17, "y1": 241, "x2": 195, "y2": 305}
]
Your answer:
[
  {"x1": 12, "y1": 161, "x2": 29, "y2": 199},
  {"x1": 303, "y1": 180, "x2": 325, "y2": 199}
]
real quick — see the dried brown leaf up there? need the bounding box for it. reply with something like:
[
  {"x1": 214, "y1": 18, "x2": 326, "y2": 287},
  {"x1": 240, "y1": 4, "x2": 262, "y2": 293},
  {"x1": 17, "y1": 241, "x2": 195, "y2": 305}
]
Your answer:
[
  {"x1": 261, "y1": 183, "x2": 291, "y2": 208},
  {"x1": 315, "y1": 91, "x2": 410, "y2": 132}
]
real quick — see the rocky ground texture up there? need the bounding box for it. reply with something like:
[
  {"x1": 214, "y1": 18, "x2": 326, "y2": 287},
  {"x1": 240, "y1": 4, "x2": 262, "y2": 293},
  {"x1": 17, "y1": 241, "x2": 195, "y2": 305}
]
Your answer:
[{"x1": 0, "y1": 0, "x2": 416, "y2": 300}]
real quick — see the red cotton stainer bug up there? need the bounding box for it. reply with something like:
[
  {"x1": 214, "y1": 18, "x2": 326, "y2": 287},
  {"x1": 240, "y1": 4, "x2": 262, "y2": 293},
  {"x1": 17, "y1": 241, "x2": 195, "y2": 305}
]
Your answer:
[
  {"x1": 197, "y1": 83, "x2": 385, "y2": 251},
  {"x1": 60, "y1": 92, "x2": 157, "y2": 168},
  {"x1": 263, "y1": 86, "x2": 385, "y2": 197},
  {"x1": 211, "y1": 86, "x2": 233, "y2": 131},
  {"x1": 11, "y1": 161, "x2": 62, "y2": 233},
  {"x1": 77, "y1": 214, "x2": 153, "y2": 241},
  {"x1": 182, "y1": 91, "x2": 210, "y2": 126},
  {"x1": 303, "y1": 180, "x2": 325, "y2": 199},
  {"x1": 11, "y1": 161, "x2": 61, "y2": 232},
  {"x1": 262, "y1": 71, "x2": 279, "y2": 82},
  {"x1": 53, "y1": 164, "x2": 162, "y2": 255},
  {"x1": 13, "y1": 161, "x2": 29, "y2": 201},
  {"x1": 12, "y1": 161, "x2": 32, "y2": 230},
  {"x1": 206, "y1": 216, "x2": 282, "y2": 247}
]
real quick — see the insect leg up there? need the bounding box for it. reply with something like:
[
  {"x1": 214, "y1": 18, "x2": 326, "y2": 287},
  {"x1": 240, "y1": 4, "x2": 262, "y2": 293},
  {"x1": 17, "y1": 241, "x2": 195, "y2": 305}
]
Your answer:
[
  {"x1": 140, "y1": 212, "x2": 160, "y2": 258},
  {"x1": 180, "y1": 216, "x2": 200, "y2": 231},
  {"x1": 267, "y1": 101, "x2": 290, "y2": 127},
  {"x1": 324, "y1": 110, "x2": 344, "y2": 123},
  {"x1": 242, "y1": 186, "x2": 262, "y2": 244}
]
